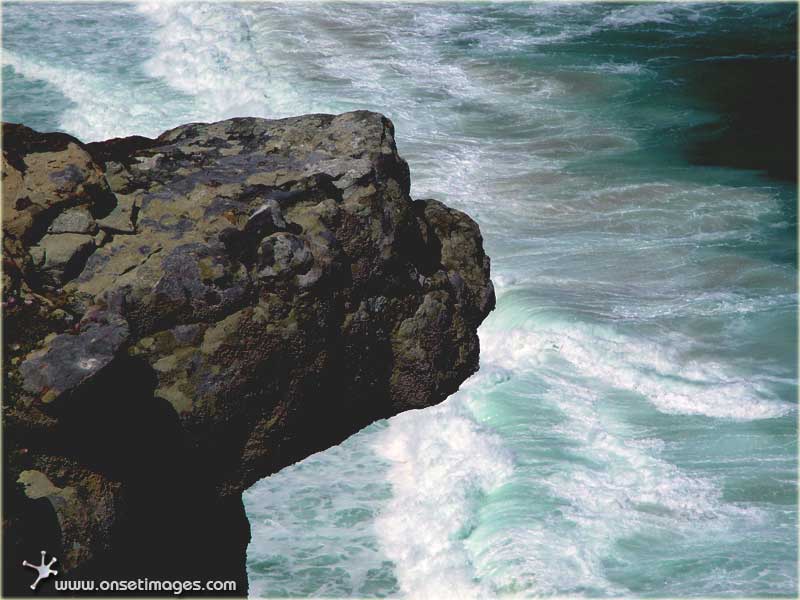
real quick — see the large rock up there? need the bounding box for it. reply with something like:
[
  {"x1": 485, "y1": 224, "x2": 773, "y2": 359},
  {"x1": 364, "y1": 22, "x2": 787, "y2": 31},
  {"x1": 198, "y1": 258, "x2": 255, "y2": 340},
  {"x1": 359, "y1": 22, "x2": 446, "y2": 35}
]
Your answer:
[{"x1": 2, "y1": 112, "x2": 495, "y2": 595}]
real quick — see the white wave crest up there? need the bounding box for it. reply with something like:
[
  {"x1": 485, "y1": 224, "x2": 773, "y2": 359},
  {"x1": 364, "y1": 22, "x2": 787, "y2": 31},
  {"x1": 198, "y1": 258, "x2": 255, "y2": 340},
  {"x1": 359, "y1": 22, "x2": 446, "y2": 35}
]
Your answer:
[
  {"x1": 372, "y1": 397, "x2": 514, "y2": 599},
  {"x1": 2, "y1": 50, "x2": 180, "y2": 141},
  {"x1": 603, "y1": 4, "x2": 710, "y2": 28},
  {"x1": 479, "y1": 318, "x2": 792, "y2": 421},
  {"x1": 136, "y1": 1, "x2": 312, "y2": 121}
]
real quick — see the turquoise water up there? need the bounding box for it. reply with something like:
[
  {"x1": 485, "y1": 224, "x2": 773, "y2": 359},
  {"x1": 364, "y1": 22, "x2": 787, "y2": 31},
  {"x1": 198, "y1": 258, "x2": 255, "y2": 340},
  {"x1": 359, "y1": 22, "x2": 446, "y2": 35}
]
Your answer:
[{"x1": 3, "y1": 2, "x2": 797, "y2": 597}]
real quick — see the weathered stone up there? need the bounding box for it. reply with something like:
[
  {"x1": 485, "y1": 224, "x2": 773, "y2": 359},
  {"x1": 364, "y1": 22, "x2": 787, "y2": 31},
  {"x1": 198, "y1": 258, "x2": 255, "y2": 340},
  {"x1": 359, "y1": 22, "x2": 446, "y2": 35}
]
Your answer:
[
  {"x1": 96, "y1": 193, "x2": 138, "y2": 234},
  {"x1": 29, "y1": 233, "x2": 96, "y2": 287},
  {"x1": 1, "y1": 126, "x2": 113, "y2": 241},
  {"x1": 1, "y1": 124, "x2": 115, "y2": 301},
  {"x1": 245, "y1": 199, "x2": 287, "y2": 237},
  {"x1": 3, "y1": 112, "x2": 494, "y2": 595},
  {"x1": 417, "y1": 198, "x2": 495, "y2": 322},
  {"x1": 17, "y1": 467, "x2": 120, "y2": 571},
  {"x1": 94, "y1": 228, "x2": 111, "y2": 247},
  {"x1": 256, "y1": 232, "x2": 314, "y2": 282},
  {"x1": 48, "y1": 208, "x2": 97, "y2": 235},
  {"x1": 19, "y1": 310, "x2": 130, "y2": 401}
]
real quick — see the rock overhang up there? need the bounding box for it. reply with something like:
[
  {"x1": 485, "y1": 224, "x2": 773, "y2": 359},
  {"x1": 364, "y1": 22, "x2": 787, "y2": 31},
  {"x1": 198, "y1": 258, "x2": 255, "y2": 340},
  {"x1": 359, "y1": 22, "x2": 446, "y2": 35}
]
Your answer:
[{"x1": 2, "y1": 110, "x2": 494, "y2": 595}]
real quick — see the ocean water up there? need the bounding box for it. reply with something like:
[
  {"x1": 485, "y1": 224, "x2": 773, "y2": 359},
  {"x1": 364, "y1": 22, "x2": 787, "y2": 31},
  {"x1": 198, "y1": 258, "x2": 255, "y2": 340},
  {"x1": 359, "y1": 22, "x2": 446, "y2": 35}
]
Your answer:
[{"x1": 3, "y1": 2, "x2": 797, "y2": 597}]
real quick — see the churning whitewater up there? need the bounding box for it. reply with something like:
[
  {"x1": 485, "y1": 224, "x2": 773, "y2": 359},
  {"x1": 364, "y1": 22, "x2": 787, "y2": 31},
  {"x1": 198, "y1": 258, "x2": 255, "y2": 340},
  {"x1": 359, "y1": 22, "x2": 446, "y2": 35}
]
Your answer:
[{"x1": 3, "y1": 2, "x2": 797, "y2": 597}]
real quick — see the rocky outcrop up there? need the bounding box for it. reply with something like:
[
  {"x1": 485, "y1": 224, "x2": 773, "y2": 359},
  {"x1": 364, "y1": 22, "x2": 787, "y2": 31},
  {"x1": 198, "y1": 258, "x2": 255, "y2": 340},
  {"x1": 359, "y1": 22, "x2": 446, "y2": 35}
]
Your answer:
[{"x1": 2, "y1": 112, "x2": 494, "y2": 595}]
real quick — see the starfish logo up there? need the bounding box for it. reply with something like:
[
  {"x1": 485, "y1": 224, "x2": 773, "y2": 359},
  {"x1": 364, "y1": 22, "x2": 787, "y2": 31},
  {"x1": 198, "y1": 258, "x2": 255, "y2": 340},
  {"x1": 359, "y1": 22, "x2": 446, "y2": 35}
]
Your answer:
[{"x1": 22, "y1": 550, "x2": 58, "y2": 590}]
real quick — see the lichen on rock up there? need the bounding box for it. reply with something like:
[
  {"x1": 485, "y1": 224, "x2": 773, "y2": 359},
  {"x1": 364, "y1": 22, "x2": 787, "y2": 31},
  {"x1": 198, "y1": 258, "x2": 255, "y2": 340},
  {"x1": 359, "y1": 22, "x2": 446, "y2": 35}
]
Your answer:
[{"x1": 2, "y1": 111, "x2": 494, "y2": 595}]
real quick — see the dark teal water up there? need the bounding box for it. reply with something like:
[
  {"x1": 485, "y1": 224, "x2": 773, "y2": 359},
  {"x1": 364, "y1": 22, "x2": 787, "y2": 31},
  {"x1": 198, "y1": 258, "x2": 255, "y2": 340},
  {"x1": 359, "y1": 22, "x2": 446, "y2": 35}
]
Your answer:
[{"x1": 4, "y1": 3, "x2": 797, "y2": 597}]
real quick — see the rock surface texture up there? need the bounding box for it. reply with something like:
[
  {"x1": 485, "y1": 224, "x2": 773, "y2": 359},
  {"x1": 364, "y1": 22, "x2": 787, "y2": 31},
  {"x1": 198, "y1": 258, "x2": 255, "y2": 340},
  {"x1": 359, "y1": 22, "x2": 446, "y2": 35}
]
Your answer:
[{"x1": 2, "y1": 112, "x2": 494, "y2": 595}]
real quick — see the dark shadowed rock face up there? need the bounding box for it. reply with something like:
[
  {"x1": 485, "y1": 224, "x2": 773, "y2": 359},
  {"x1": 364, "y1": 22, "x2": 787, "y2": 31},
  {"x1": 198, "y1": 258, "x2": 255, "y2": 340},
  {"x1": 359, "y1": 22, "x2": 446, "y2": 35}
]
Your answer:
[{"x1": 2, "y1": 111, "x2": 494, "y2": 595}]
